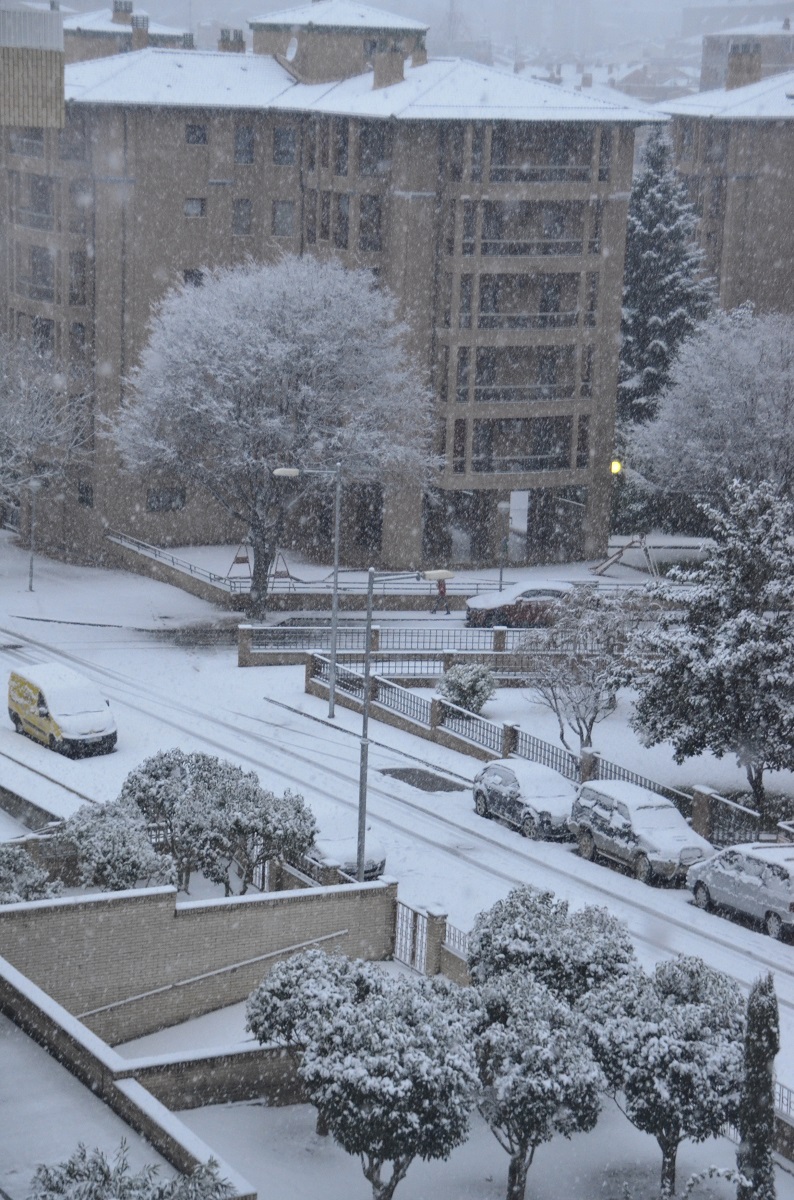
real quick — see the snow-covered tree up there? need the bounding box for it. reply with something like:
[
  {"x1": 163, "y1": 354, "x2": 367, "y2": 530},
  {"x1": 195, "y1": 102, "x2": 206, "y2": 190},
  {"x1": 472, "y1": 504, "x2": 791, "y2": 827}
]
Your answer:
[
  {"x1": 0, "y1": 844, "x2": 62, "y2": 904},
  {"x1": 522, "y1": 586, "x2": 643, "y2": 750},
  {"x1": 737, "y1": 973, "x2": 779, "y2": 1200},
  {"x1": 299, "y1": 973, "x2": 478, "y2": 1200},
  {"x1": 119, "y1": 749, "x2": 315, "y2": 893},
  {"x1": 618, "y1": 128, "x2": 712, "y2": 426},
  {"x1": 61, "y1": 800, "x2": 176, "y2": 892},
  {"x1": 114, "y1": 257, "x2": 435, "y2": 616},
  {"x1": 246, "y1": 949, "x2": 383, "y2": 1049},
  {"x1": 630, "y1": 481, "x2": 794, "y2": 820},
  {"x1": 0, "y1": 329, "x2": 89, "y2": 511},
  {"x1": 474, "y1": 972, "x2": 604, "y2": 1200},
  {"x1": 630, "y1": 307, "x2": 794, "y2": 502},
  {"x1": 437, "y1": 664, "x2": 495, "y2": 714},
  {"x1": 467, "y1": 887, "x2": 636, "y2": 1006},
  {"x1": 29, "y1": 1141, "x2": 232, "y2": 1200},
  {"x1": 591, "y1": 956, "x2": 744, "y2": 1198}
]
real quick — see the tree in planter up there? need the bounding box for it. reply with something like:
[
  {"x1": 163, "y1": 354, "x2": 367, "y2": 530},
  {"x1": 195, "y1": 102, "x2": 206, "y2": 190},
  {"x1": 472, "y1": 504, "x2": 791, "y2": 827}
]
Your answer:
[
  {"x1": 61, "y1": 800, "x2": 176, "y2": 891},
  {"x1": 737, "y1": 973, "x2": 780, "y2": 1200},
  {"x1": 299, "y1": 973, "x2": 478, "y2": 1200},
  {"x1": 437, "y1": 664, "x2": 495, "y2": 714},
  {"x1": 618, "y1": 127, "x2": 712, "y2": 427},
  {"x1": 630, "y1": 481, "x2": 794, "y2": 822},
  {"x1": 467, "y1": 886, "x2": 636, "y2": 1007},
  {"x1": 0, "y1": 844, "x2": 62, "y2": 904},
  {"x1": 29, "y1": 1141, "x2": 232, "y2": 1200},
  {"x1": 589, "y1": 955, "x2": 744, "y2": 1198},
  {"x1": 522, "y1": 585, "x2": 643, "y2": 750},
  {"x1": 474, "y1": 971, "x2": 604, "y2": 1200},
  {"x1": 114, "y1": 257, "x2": 435, "y2": 617},
  {"x1": 0, "y1": 329, "x2": 89, "y2": 514},
  {"x1": 630, "y1": 307, "x2": 794, "y2": 506}
]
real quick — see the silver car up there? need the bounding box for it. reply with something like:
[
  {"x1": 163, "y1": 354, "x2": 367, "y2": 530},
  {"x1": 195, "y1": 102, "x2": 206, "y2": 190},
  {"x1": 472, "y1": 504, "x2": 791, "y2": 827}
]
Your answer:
[
  {"x1": 473, "y1": 759, "x2": 577, "y2": 840},
  {"x1": 568, "y1": 780, "x2": 713, "y2": 884},
  {"x1": 687, "y1": 843, "x2": 794, "y2": 939}
]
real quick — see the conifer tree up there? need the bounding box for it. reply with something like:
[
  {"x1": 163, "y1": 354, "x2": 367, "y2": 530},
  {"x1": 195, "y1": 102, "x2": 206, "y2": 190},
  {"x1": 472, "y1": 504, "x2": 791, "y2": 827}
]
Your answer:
[
  {"x1": 737, "y1": 973, "x2": 779, "y2": 1200},
  {"x1": 618, "y1": 127, "x2": 712, "y2": 425}
]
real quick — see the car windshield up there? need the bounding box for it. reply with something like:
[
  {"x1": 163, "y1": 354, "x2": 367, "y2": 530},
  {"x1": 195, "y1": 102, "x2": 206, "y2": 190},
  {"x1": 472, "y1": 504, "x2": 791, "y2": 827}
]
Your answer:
[
  {"x1": 46, "y1": 687, "x2": 105, "y2": 717},
  {"x1": 634, "y1": 804, "x2": 684, "y2": 831}
]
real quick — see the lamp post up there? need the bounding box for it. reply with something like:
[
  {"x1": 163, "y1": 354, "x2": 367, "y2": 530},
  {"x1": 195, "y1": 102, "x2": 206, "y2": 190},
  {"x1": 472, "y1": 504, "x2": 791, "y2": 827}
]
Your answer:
[
  {"x1": 28, "y1": 478, "x2": 42, "y2": 593},
  {"x1": 273, "y1": 462, "x2": 342, "y2": 718},
  {"x1": 357, "y1": 565, "x2": 376, "y2": 881}
]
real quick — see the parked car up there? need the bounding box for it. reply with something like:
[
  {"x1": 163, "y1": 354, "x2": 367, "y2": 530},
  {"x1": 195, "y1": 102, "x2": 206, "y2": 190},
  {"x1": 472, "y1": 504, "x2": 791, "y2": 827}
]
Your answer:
[
  {"x1": 8, "y1": 663, "x2": 117, "y2": 756},
  {"x1": 687, "y1": 843, "x2": 794, "y2": 939},
  {"x1": 473, "y1": 758, "x2": 577, "y2": 840},
  {"x1": 306, "y1": 835, "x2": 387, "y2": 882},
  {"x1": 568, "y1": 780, "x2": 713, "y2": 884},
  {"x1": 465, "y1": 581, "x2": 573, "y2": 628}
]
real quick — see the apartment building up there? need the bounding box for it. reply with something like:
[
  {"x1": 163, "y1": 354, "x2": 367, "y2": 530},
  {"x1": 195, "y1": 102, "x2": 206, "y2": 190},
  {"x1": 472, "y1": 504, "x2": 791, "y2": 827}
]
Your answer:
[
  {"x1": 0, "y1": 0, "x2": 653, "y2": 569},
  {"x1": 700, "y1": 19, "x2": 794, "y2": 89},
  {"x1": 62, "y1": 1, "x2": 194, "y2": 63},
  {"x1": 663, "y1": 66, "x2": 794, "y2": 314}
]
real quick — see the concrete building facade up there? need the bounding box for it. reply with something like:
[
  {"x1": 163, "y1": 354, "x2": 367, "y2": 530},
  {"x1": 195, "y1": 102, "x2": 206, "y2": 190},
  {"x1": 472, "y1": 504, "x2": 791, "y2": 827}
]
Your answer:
[
  {"x1": 0, "y1": 0, "x2": 652, "y2": 570},
  {"x1": 663, "y1": 68, "x2": 794, "y2": 314}
]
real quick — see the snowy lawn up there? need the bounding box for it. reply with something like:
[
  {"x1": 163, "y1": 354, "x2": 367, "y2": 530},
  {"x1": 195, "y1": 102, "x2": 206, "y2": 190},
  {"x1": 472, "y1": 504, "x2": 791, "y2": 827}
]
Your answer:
[{"x1": 179, "y1": 1095, "x2": 794, "y2": 1200}]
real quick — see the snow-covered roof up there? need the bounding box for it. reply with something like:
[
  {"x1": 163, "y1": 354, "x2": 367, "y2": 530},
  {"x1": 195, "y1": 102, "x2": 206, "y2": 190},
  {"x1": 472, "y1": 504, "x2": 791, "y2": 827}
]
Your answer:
[
  {"x1": 247, "y1": 0, "x2": 427, "y2": 32},
  {"x1": 10, "y1": 662, "x2": 100, "y2": 692},
  {"x1": 64, "y1": 47, "x2": 659, "y2": 121},
  {"x1": 581, "y1": 779, "x2": 676, "y2": 809},
  {"x1": 63, "y1": 7, "x2": 188, "y2": 37},
  {"x1": 659, "y1": 67, "x2": 794, "y2": 118}
]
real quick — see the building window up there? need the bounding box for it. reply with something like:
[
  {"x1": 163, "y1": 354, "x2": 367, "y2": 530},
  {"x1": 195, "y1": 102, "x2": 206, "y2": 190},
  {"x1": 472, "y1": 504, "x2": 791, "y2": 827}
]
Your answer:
[
  {"x1": 184, "y1": 197, "x2": 206, "y2": 217},
  {"x1": 462, "y1": 201, "x2": 476, "y2": 256},
  {"x1": 272, "y1": 199, "x2": 295, "y2": 237},
  {"x1": 77, "y1": 479, "x2": 94, "y2": 508},
  {"x1": 333, "y1": 118, "x2": 348, "y2": 176},
  {"x1": 439, "y1": 125, "x2": 464, "y2": 182},
  {"x1": 69, "y1": 180, "x2": 93, "y2": 234},
  {"x1": 235, "y1": 125, "x2": 254, "y2": 164},
  {"x1": 306, "y1": 189, "x2": 317, "y2": 243},
  {"x1": 459, "y1": 274, "x2": 472, "y2": 329},
  {"x1": 32, "y1": 316, "x2": 55, "y2": 355},
  {"x1": 359, "y1": 194, "x2": 382, "y2": 252},
  {"x1": 334, "y1": 194, "x2": 349, "y2": 249},
  {"x1": 29, "y1": 245, "x2": 55, "y2": 302},
  {"x1": 597, "y1": 129, "x2": 612, "y2": 182},
  {"x1": 319, "y1": 191, "x2": 331, "y2": 240},
  {"x1": 456, "y1": 347, "x2": 469, "y2": 403},
  {"x1": 319, "y1": 119, "x2": 330, "y2": 168},
  {"x1": 453, "y1": 419, "x2": 466, "y2": 473},
  {"x1": 232, "y1": 198, "x2": 252, "y2": 235},
  {"x1": 358, "y1": 122, "x2": 390, "y2": 176},
  {"x1": 69, "y1": 251, "x2": 87, "y2": 306},
  {"x1": 59, "y1": 114, "x2": 87, "y2": 162},
  {"x1": 441, "y1": 272, "x2": 452, "y2": 327},
  {"x1": 576, "y1": 416, "x2": 589, "y2": 468},
  {"x1": 183, "y1": 268, "x2": 204, "y2": 287},
  {"x1": 470, "y1": 124, "x2": 484, "y2": 181},
  {"x1": 10, "y1": 128, "x2": 44, "y2": 157},
  {"x1": 69, "y1": 321, "x2": 88, "y2": 378},
  {"x1": 585, "y1": 272, "x2": 598, "y2": 325},
  {"x1": 146, "y1": 487, "x2": 186, "y2": 512},
  {"x1": 680, "y1": 120, "x2": 694, "y2": 160},
  {"x1": 273, "y1": 127, "x2": 297, "y2": 165},
  {"x1": 581, "y1": 344, "x2": 595, "y2": 397},
  {"x1": 589, "y1": 201, "x2": 603, "y2": 254},
  {"x1": 185, "y1": 123, "x2": 207, "y2": 145},
  {"x1": 15, "y1": 174, "x2": 55, "y2": 230},
  {"x1": 306, "y1": 122, "x2": 317, "y2": 172}
]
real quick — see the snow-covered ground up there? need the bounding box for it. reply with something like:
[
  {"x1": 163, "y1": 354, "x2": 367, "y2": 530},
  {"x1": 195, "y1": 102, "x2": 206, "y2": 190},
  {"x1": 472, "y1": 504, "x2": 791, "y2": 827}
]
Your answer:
[{"x1": 3, "y1": 531, "x2": 794, "y2": 1197}]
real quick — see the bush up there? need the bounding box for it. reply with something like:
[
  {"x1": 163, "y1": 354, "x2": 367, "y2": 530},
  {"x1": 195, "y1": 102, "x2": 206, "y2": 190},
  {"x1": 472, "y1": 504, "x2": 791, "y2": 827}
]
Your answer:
[
  {"x1": 437, "y1": 664, "x2": 495, "y2": 714},
  {"x1": 0, "y1": 844, "x2": 61, "y2": 904}
]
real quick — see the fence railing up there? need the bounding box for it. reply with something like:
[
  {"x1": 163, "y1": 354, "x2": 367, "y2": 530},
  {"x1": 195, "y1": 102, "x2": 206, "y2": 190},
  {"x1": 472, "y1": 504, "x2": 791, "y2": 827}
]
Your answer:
[
  {"x1": 394, "y1": 901, "x2": 428, "y2": 973},
  {"x1": 515, "y1": 729, "x2": 579, "y2": 781},
  {"x1": 373, "y1": 677, "x2": 433, "y2": 726},
  {"x1": 438, "y1": 700, "x2": 504, "y2": 754},
  {"x1": 249, "y1": 625, "x2": 536, "y2": 653},
  {"x1": 594, "y1": 756, "x2": 693, "y2": 817},
  {"x1": 709, "y1": 794, "x2": 761, "y2": 848},
  {"x1": 444, "y1": 922, "x2": 469, "y2": 958}
]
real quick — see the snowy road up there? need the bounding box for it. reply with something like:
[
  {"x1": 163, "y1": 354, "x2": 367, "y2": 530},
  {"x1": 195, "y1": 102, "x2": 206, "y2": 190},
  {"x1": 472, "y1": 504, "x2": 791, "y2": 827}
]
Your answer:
[{"x1": 3, "y1": 620, "x2": 794, "y2": 1079}]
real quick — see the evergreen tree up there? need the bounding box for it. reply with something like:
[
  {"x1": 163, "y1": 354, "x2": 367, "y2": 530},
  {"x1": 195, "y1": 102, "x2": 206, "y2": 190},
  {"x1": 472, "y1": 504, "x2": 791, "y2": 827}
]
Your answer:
[
  {"x1": 737, "y1": 973, "x2": 780, "y2": 1200},
  {"x1": 630, "y1": 481, "x2": 794, "y2": 822},
  {"x1": 618, "y1": 127, "x2": 712, "y2": 426}
]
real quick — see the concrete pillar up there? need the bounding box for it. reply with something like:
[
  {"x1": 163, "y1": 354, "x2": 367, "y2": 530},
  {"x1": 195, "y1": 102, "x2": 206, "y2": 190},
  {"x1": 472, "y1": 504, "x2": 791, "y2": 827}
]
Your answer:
[
  {"x1": 501, "y1": 723, "x2": 519, "y2": 758},
  {"x1": 370, "y1": 625, "x2": 380, "y2": 651},
  {"x1": 238, "y1": 623, "x2": 253, "y2": 667},
  {"x1": 492, "y1": 626, "x2": 507, "y2": 652},
  {"x1": 424, "y1": 909, "x2": 448, "y2": 976},
  {"x1": 691, "y1": 787, "x2": 719, "y2": 841},
  {"x1": 380, "y1": 481, "x2": 423, "y2": 569},
  {"x1": 579, "y1": 748, "x2": 598, "y2": 782},
  {"x1": 430, "y1": 698, "x2": 444, "y2": 729}
]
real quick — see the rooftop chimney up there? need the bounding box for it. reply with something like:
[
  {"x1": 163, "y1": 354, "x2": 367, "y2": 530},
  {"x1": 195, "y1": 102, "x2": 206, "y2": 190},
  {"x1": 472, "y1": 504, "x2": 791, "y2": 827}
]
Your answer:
[
  {"x1": 218, "y1": 27, "x2": 245, "y2": 52},
  {"x1": 373, "y1": 41, "x2": 403, "y2": 88},
  {"x1": 784, "y1": 17, "x2": 791, "y2": 30},
  {"x1": 411, "y1": 35, "x2": 427, "y2": 66},
  {"x1": 131, "y1": 13, "x2": 148, "y2": 49},
  {"x1": 112, "y1": 0, "x2": 133, "y2": 25},
  {"x1": 726, "y1": 39, "x2": 762, "y2": 89}
]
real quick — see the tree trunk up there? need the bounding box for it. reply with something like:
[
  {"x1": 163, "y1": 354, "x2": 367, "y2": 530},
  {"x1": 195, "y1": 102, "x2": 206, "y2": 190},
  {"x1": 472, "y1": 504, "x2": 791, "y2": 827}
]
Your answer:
[
  {"x1": 249, "y1": 519, "x2": 276, "y2": 620},
  {"x1": 659, "y1": 1138, "x2": 678, "y2": 1198},
  {"x1": 746, "y1": 764, "x2": 772, "y2": 829},
  {"x1": 315, "y1": 1109, "x2": 329, "y2": 1137},
  {"x1": 364, "y1": 1156, "x2": 410, "y2": 1200},
  {"x1": 506, "y1": 1154, "x2": 530, "y2": 1200}
]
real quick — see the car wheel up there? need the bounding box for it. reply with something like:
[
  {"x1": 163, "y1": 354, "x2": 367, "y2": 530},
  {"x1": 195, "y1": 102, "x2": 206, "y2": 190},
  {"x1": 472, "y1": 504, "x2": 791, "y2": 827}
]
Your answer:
[
  {"x1": 474, "y1": 792, "x2": 490, "y2": 819},
  {"x1": 577, "y1": 830, "x2": 595, "y2": 861},
  {"x1": 634, "y1": 854, "x2": 653, "y2": 885},
  {"x1": 693, "y1": 882, "x2": 712, "y2": 911},
  {"x1": 765, "y1": 911, "x2": 783, "y2": 940},
  {"x1": 47, "y1": 734, "x2": 62, "y2": 754},
  {"x1": 10, "y1": 712, "x2": 22, "y2": 734},
  {"x1": 521, "y1": 814, "x2": 540, "y2": 840}
]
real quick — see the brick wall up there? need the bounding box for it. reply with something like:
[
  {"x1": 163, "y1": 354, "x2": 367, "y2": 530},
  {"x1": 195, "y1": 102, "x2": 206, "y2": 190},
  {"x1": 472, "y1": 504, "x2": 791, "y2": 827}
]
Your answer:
[{"x1": 0, "y1": 880, "x2": 397, "y2": 1043}]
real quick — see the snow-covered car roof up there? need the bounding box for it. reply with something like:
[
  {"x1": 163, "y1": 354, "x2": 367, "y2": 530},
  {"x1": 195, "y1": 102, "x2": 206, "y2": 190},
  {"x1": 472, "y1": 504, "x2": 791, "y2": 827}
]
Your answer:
[
  {"x1": 10, "y1": 662, "x2": 101, "y2": 694},
  {"x1": 579, "y1": 779, "x2": 677, "y2": 810},
  {"x1": 466, "y1": 580, "x2": 573, "y2": 612},
  {"x1": 309, "y1": 835, "x2": 386, "y2": 875},
  {"x1": 721, "y1": 843, "x2": 794, "y2": 865},
  {"x1": 477, "y1": 758, "x2": 576, "y2": 799}
]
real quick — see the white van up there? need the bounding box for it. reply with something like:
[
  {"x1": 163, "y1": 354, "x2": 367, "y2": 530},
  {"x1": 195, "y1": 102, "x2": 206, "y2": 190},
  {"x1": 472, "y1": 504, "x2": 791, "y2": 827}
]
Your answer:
[
  {"x1": 8, "y1": 663, "x2": 117, "y2": 756},
  {"x1": 687, "y1": 843, "x2": 794, "y2": 939}
]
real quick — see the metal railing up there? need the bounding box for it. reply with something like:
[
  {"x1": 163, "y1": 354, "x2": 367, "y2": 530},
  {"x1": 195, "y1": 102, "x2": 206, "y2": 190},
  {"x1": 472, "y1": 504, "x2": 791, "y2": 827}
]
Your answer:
[
  {"x1": 478, "y1": 310, "x2": 578, "y2": 330},
  {"x1": 438, "y1": 699, "x2": 503, "y2": 753},
  {"x1": 373, "y1": 677, "x2": 433, "y2": 725},
  {"x1": 594, "y1": 757, "x2": 693, "y2": 817},
  {"x1": 108, "y1": 530, "x2": 252, "y2": 594},
  {"x1": 515, "y1": 729, "x2": 579, "y2": 780},
  {"x1": 394, "y1": 901, "x2": 428, "y2": 973},
  {"x1": 481, "y1": 237, "x2": 584, "y2": 257},
  {"x1": 444, "y1": 922, "x2": 469, "y2": 958},
  {"x1": 709, "y1": 794, "x2": 761, "y2": 848},
  {"x1": 489, "y1": 164, "x2": 591, "y2": 183},
  {"x1": 251, "y1": 627, "x2": 533, "y2": 652}
]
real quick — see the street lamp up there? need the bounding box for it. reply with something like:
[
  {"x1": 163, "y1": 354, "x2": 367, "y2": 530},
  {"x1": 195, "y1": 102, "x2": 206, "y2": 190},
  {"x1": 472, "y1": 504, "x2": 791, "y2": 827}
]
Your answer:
[
  {"x1": 273, "y1": 463, "x2": 342, "y2": 718},
  {"x1": 28, "y1": 478, "x2": 42, "y2": 593}
]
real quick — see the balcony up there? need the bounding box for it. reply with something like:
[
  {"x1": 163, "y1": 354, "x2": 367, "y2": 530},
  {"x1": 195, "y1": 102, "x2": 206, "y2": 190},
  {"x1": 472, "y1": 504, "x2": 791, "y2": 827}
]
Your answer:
[
  {"x1": 489, "y1": 164, "x2": 591, "y2": 184},
  {"x1": 17, "y1": 277, "x2": 55, "y2": 302},
  {"x1": 478, "y1": 310, "x2": 578, "y2": 330},
  {"x1": 14, "y1": 207, "x2": 54, "y2": 231},
  {"x1": 481, "y1": 237, "x2": 583, "y2": 258},
  {"x1": 474, "y1": 383, "x2": 576, "y2": 403},
  {"x1": 472, "y1": 451, "x2": 572, "y2": 473}
]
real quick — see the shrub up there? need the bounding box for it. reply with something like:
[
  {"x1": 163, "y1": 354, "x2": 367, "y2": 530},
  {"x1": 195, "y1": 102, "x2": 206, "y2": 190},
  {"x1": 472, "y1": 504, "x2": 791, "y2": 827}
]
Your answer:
[{"x1": 437, "y1": 664, "x2": 495, "y2": 714}]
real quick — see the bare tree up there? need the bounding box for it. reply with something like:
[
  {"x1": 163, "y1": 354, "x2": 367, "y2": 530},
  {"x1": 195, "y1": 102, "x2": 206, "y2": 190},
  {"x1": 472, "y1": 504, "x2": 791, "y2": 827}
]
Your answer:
[{"x1": 114, "y1": 257, "x2": 435, "y2": 617}]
